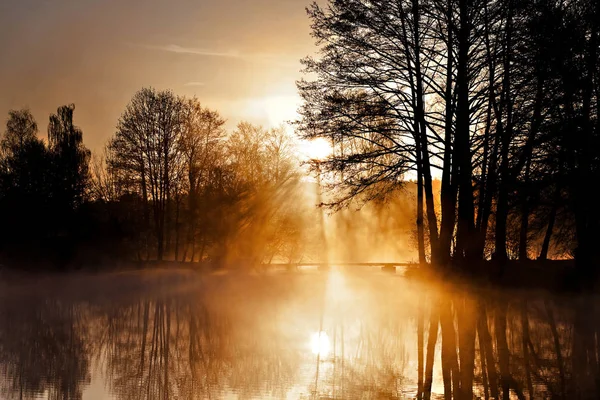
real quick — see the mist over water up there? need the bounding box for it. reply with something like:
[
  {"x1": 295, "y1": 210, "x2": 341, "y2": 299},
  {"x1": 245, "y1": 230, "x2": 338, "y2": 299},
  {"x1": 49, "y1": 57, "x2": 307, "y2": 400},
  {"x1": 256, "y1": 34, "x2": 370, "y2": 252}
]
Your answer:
[{"x1": 0, "y1": 269, "x2": 598, "y2": 399}]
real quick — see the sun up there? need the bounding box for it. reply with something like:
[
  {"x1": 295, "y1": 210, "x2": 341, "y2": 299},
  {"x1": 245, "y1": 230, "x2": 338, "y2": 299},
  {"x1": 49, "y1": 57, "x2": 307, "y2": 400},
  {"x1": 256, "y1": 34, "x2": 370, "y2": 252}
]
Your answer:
[
  {"x1": 299, "y1": 137, "x2": 332, "y2": 161},
  {"x1": 310, "y1": 331, "x2": 330, "y2": 357}
]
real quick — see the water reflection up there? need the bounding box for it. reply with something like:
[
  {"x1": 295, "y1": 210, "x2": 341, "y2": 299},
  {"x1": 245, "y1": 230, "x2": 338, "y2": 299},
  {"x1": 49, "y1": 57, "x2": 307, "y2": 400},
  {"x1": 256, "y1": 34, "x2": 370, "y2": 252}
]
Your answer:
[
  {"x1": 0, "y1": 296, "x2": 90, "y2": 399},
  {"x1": 0, "y1": 270, "x2": 599, "y2": 399},
  {"x1": 311, "y1": 331, "x2": 330, "y2": 357}
]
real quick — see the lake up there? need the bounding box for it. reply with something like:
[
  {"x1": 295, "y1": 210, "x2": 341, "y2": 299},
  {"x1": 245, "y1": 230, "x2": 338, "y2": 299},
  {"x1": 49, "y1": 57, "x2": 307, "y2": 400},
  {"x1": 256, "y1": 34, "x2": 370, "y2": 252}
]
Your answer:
[{"x1": 0, "y1": 268, "x2": 598, "y2": 399}]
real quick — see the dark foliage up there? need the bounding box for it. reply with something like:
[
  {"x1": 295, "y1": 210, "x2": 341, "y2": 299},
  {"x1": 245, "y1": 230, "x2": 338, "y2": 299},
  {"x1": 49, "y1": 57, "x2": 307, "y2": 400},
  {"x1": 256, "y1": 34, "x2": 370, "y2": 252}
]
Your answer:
[
  {"x1": 0, "y1": 91, "x2": 308, "y2": 269},
  {"x1": 297, "y1": 0, "x2": 599, "y2": 270}
]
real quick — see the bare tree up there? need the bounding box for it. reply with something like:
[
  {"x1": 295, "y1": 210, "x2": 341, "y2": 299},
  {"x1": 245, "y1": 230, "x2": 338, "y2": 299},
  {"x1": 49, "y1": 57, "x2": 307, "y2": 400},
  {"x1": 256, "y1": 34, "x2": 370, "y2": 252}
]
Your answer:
[
  {"x1": 179, "y1": 98, "x2": 226, "y2": 262},
  {"x1": 109, "y1": 88, "x2": 185, "y2": 261}
]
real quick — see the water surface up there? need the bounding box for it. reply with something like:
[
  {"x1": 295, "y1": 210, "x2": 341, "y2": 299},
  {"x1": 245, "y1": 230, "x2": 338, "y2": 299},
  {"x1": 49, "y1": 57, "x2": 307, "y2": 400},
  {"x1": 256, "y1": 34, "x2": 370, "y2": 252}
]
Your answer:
[{"x1": 0, "y1": 268, "x2": 598, "y2": 399}]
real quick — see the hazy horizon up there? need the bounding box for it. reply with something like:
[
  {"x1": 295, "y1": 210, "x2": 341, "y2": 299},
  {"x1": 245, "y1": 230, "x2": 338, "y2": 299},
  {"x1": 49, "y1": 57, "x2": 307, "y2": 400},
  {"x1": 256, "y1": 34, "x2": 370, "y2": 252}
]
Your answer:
[{"x1": 0, "y1": 0, "x2": 314, "y2": 152}]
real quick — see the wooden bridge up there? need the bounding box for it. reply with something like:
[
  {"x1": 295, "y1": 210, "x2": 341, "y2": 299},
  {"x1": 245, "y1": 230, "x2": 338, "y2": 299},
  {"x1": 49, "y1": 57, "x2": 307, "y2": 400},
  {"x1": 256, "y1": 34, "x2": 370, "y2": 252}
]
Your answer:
[
  {"x1": 135, "y1": 260, "x2": 421, "y2": 273},
  {"x1": 265, "y1": 262, "x2": 420, "y2": 272}
]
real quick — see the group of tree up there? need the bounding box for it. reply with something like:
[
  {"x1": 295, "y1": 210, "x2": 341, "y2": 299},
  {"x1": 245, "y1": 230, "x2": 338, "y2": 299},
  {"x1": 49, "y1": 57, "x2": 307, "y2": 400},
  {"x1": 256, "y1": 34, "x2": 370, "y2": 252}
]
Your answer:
[
  {"x1": 0, "y1": 89, "x2": 315, "y2": 268},
  {"x1": 0, "y1": 87, "x2": 427, "y2": 269},
  {"x1": 99, "y1": 88, "x2": 309, "y2": 265},
  {"x1": 297, "y1": 3, "x2": 599, "y2": 398},
  {"x1": 297, "y1": 0, "x2": 600, "y2": 271},
  {"x1": 0, "y1": 105, "x2": 90, "y2": 266}
]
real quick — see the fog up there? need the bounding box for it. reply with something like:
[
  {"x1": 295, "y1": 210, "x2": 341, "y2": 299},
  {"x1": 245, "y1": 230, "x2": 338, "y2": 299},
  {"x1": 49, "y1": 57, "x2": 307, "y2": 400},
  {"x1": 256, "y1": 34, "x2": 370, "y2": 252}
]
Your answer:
[{"x1": 2, "y1": 268, "x2": 599, "y2": 399}]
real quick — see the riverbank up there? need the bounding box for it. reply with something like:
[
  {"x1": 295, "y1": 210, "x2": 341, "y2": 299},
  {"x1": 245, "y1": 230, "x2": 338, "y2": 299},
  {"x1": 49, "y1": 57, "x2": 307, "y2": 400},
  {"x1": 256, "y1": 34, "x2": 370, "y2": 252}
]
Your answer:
[
  {"x1": 405, "y1": 258, "x2": 593, "y2": 292},
  {"x1": 2, "y1": 257, "x2": 595, "y2": 293}
]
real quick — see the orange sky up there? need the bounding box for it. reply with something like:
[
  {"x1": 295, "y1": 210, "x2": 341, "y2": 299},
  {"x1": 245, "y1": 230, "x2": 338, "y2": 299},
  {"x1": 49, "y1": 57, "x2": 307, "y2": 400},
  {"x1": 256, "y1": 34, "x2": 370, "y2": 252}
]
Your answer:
[{"x1": 0, "y1": 0, "x2": 315, "y2": 152}]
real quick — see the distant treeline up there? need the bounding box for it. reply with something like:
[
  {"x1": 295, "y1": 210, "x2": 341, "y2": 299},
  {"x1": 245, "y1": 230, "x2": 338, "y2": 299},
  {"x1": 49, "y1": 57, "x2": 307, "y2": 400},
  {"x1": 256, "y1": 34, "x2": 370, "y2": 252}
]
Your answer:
[
  {"x1": 0, "y1": 89, "x2": 317, "y2": 268},
  {"x1": 0, "y1": 87, "x2": 425, "y2": 269},
  {"x1": 0, "y1": 105, "x2": 90, "y2": 267}
]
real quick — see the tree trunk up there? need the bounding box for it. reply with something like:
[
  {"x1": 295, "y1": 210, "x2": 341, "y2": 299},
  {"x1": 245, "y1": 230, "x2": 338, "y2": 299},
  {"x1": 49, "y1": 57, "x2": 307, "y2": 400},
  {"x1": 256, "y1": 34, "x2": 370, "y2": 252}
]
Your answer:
[
  {"x1": 458, "y1": 296, "x2": 477, "y2": 400},
  {"x1": 475, "y1": 88, "x2": 494, "y2": 258},
  {"x1": 418, "y1": 296, "x2": 425, "y2": 400},
  {"x1": 545, "y1": 299, "x2": 566, "y2": 399},
  {"x1": 520, "y1": 302, "x2": 534, "y2": 399},
  {"x1": 198, "y1": 235, "x2": 207, "y2": 263},
  {"x1": 539, "y1": 154, "x2": 563, "y2": 260},
  {"x1": 156, "y1": 219, "x2": 164, "y2": 261},
  {"x1": 423, "y1": 307, "x2": 439, "y2": 400},
  {"x1": 538, "y1": 202, "x2": 557, "y2": 260},
  {"x1": 495, "y1": 302, "x2": 510, "y2": 400},
  {"x1": 417, "y1": 133, "x2": 427, "y2": 265},
  {"x1": 401, "y1": 0, "x2": 438, "y2": 263},
  {"x1": 440, "y1": 299, "x2": 460, "y2": 399},
  {"x1": 141, "y1": 164, "x2": 150, "y2": 260},
  {"x1": 574, "y1": 19, "x2": 598, "y2": 278},
  {"x1": 438, "y1": 0, "x2": 456, "y2": 266},
  {"x1": 174, "y1": 197, "x2": 181, "y2": 261},
  {"x1": 139, "y1": 301, "x2": 150, "y2": 386},
  {"x1": 494, "y1": 136, "x2": 511, "y2": 262},
  {"x1": 475, "y1": 2, "x2": 500, "y2": 259},
  {"x1": 455, "y1": 0, "x2": 476, "y2": 260},
  {"x1": 163, "y1": 303, "x2": 171, "y2": 400},
  {"x1": 478, "y1": 301, "x2": 499, "y2": 400},
  {"x1": 477, "y1": 317, "x2": 490, "y2": 400},
  {"x1": 494, "y1": 0, "x2": 515, "y2": 263},
  {"x1": 414, "y1": 60, "x2": 440, "y2": 258},
  {"x1": 518, "y1": 156, "x2": 532, "y2": 260}
]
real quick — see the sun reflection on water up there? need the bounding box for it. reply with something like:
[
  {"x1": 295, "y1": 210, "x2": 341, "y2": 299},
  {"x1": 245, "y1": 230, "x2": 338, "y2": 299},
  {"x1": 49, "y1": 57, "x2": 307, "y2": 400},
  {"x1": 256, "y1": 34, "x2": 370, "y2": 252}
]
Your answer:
[{"x1": 310, "y1": 331, "x2": 330, "y2": 357}]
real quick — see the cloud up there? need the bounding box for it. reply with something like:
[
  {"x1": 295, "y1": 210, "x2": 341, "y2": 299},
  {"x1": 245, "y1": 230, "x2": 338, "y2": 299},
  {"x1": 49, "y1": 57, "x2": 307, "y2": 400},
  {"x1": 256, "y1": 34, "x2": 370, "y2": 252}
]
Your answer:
[
  {"x1": 183, "y1": 81, "x2": 206, "y2": 87},
  {"x1": 157, "y1": 44, "x2": 241, "y2": 58},
  {"x1": 134, "y1": 43, "x2": 299, "y2": 68}
]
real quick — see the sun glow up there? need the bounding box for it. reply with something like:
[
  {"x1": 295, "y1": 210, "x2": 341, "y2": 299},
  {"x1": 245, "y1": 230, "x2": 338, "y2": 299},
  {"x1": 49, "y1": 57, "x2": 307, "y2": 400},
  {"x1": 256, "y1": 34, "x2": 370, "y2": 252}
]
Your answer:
[
  {"x1": 310, "y1": 331, "x2": 330, "y2": 357},
  {"x1": 299, "y1": 137, "x2": 332, "y2": 161},
  {"x1": 262, "y1": 95, "x2": 301, "y2": 127}
]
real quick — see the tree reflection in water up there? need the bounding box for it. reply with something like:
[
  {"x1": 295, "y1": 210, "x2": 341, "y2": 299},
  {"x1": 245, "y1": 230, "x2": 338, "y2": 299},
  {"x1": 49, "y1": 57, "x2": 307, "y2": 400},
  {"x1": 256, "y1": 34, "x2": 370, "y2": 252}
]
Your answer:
[
  {"x1": 0, "y1": 271, "x2": 599, "y2": 399},
  {"x1": 0, "y1": 295, "x2": 90, "y2": 400}
]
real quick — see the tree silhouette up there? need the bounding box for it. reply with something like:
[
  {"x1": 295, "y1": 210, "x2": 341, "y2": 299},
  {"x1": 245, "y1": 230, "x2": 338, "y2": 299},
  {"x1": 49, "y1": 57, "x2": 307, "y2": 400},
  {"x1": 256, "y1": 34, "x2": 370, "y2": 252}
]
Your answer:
[
  {"x1": 110, "y1": 88, "x2": 186, "y2": 261},
  {"x1": 298, "y1": 0, "x2": 600, "y2": 271},
  {"x1": 0, "y1": 109, "x2": 50, "y2": 261}
]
